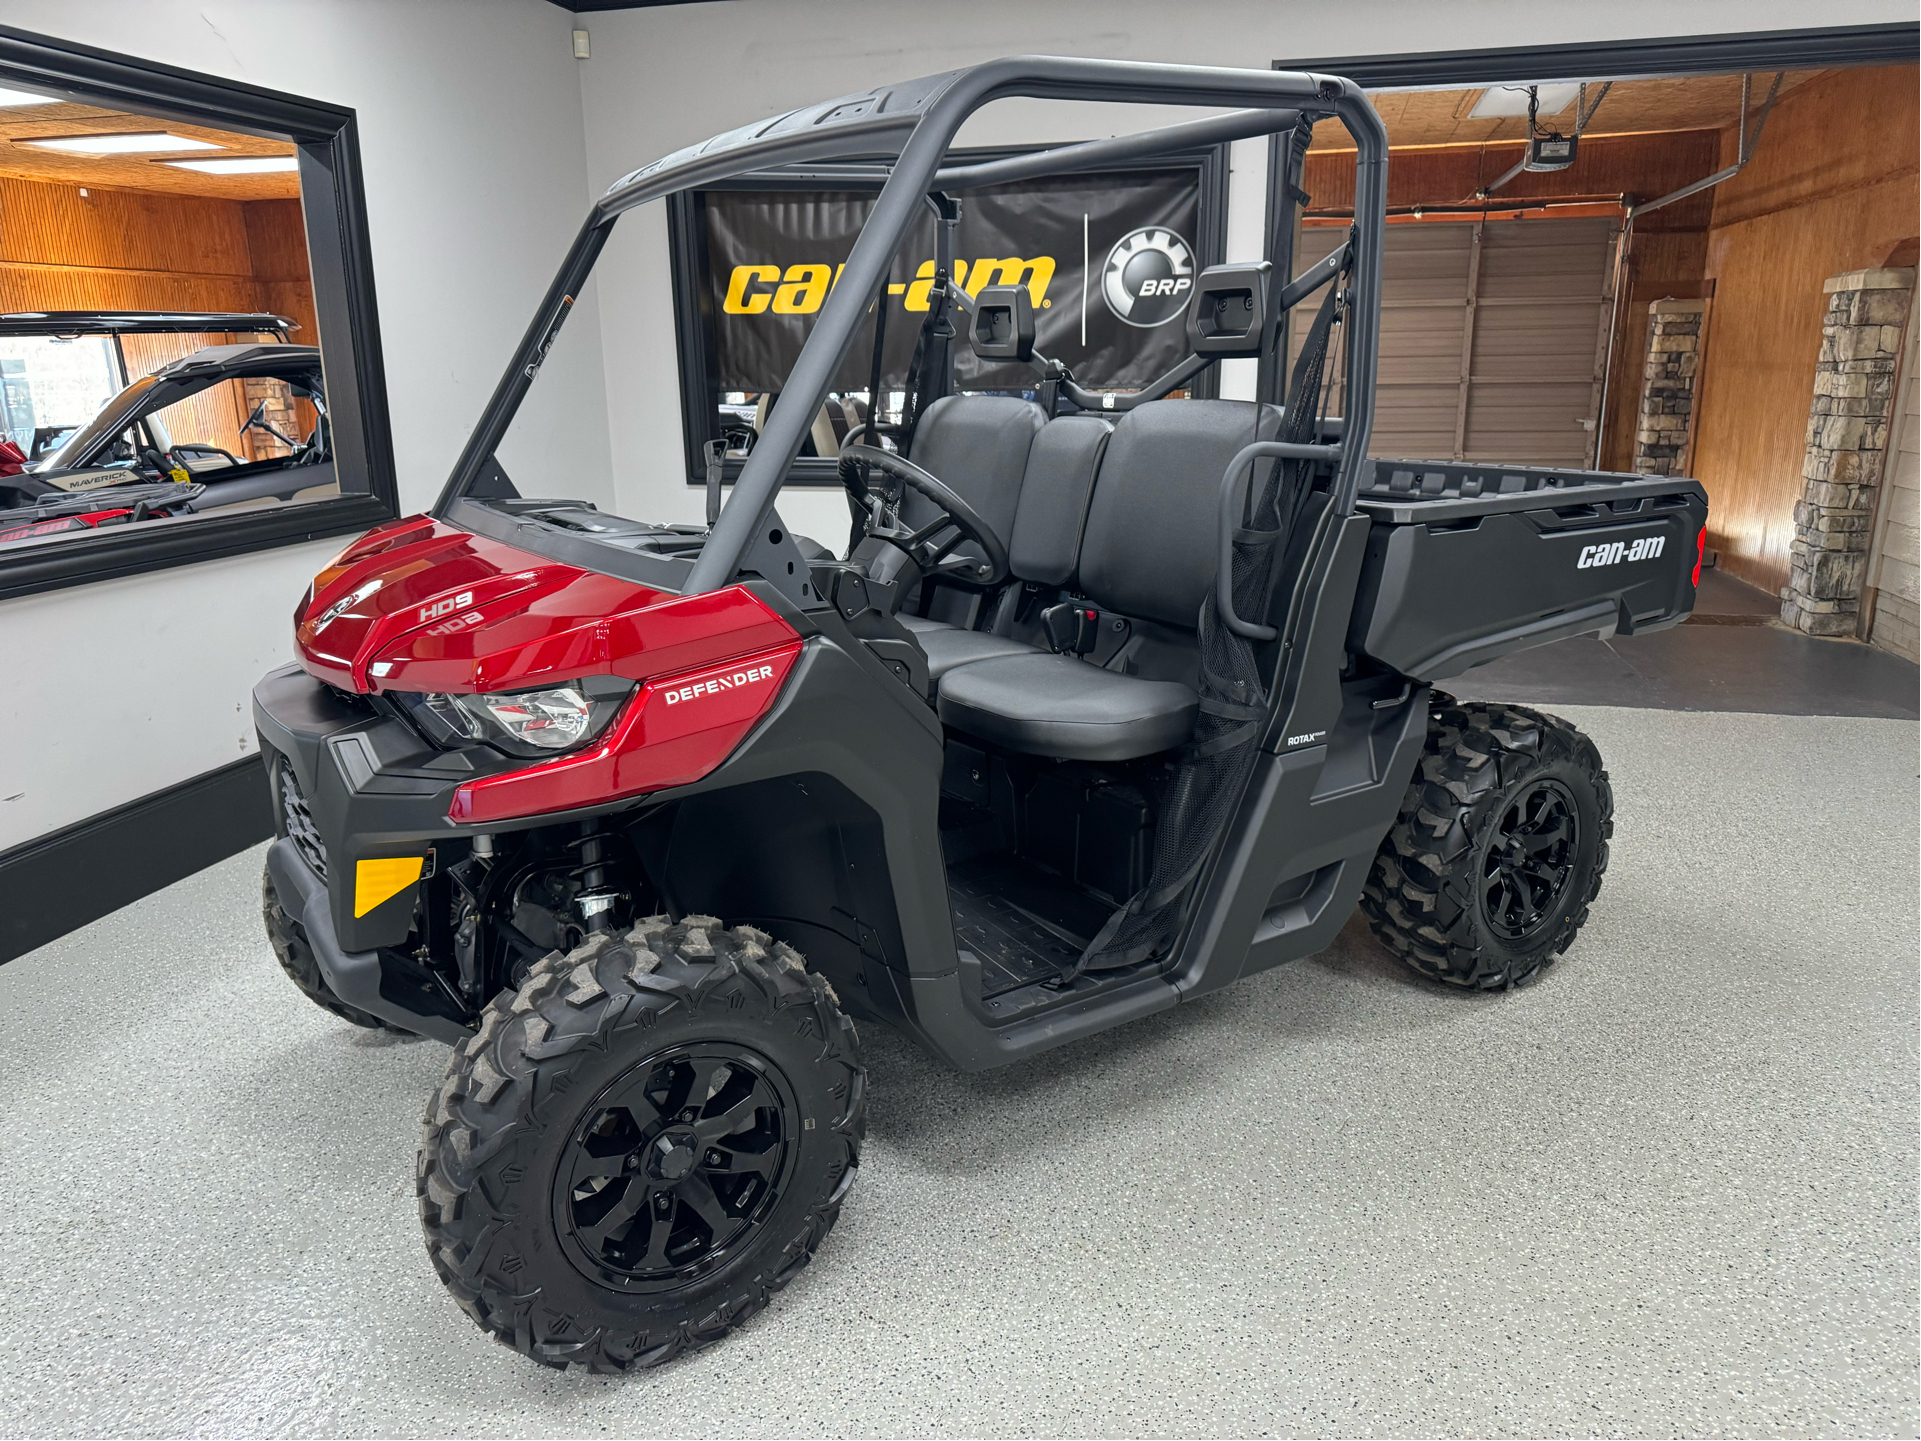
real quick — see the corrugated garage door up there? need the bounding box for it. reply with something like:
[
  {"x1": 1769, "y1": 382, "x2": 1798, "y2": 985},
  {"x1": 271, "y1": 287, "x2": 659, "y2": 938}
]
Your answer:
[{"x1": 1289, "y1": 216, "x2": 1617, "y2": 467}]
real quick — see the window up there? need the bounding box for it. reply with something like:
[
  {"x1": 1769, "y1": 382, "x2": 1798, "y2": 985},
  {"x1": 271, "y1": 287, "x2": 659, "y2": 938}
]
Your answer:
[{"x1": 0, "y1": 27, "x2": 396, "y2": 599}]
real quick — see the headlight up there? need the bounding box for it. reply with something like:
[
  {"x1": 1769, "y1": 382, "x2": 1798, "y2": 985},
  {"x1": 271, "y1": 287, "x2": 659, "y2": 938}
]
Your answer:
[{"x1": 391, "y1": 678, "x2": 634, "y2": 757}]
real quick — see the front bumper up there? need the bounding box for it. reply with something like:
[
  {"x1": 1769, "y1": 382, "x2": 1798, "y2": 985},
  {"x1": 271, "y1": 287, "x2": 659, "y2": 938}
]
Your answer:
[
  {"x1": 264, "y1": 836, "x2": 471, "y2": 1044},
  {"x1": 253, "y1": 662, "x2": 521, "y2": 954}
]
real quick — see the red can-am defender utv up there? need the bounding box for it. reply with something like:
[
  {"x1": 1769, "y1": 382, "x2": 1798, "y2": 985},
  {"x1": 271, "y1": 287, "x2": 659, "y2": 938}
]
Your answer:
[{"x1": 253, "y1": 57, "x2": 1707, "y2": 1371}]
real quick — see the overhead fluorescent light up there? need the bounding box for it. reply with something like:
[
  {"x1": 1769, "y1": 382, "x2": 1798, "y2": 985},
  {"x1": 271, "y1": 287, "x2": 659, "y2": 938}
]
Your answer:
[
  {"x1": 24, "y1": 132, "x2": 224, "y2": 155},
  {"x1": 0, "y1": 87, "x2": 59, "y2": 107},
  {"x1": 161, "y1": 155, "x2": 298, "y2": 174},
  {"x1": 1469, "y1": 83, "x2": 1582, "y2": 120}
]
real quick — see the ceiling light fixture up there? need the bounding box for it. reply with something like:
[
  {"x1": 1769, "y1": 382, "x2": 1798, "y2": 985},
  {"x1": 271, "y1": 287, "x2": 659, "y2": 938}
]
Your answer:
[
  {"x1": 1468, "y1": 83, "x2": 1582, "y2": 120},
  {"x1": 0, "y1": 86, "x2": 59, "y2": 107},
  {"x1": 161, "y1": 155, "x2": 298, "y2": 174},
  {"x1": 24, "y1": 132, "x2": 224, "y2": 155}
]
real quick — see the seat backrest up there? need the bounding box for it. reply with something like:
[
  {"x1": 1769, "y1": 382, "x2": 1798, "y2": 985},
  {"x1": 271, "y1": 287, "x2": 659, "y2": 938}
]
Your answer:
[
  {"x1": 1076, "y1": 399, "x2": 1282, "y2": 631},
  {"x1": 1006, "y1": 414, "x2": 1112, "y2": 587},
  {"x1": 903, "y1": 394, "x2": 1047, "y2": 553}
]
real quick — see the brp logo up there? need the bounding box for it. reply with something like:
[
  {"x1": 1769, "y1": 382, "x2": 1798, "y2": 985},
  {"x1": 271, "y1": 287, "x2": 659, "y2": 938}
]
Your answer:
[{"x1": 1101, "y1": 227, "x2": 1194, "y2": 328}]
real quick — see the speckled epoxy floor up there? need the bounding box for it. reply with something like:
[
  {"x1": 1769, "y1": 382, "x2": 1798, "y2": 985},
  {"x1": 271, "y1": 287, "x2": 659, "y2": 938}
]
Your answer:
[{"x1": 0, "y1": 705, "x2": 1914, "y2": 1438}]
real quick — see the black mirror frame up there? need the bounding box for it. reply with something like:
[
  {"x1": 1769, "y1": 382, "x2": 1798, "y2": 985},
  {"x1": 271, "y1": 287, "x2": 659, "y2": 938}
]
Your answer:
[{"x1": 0, "y1": 24, "x2": 398, "y2": 602}]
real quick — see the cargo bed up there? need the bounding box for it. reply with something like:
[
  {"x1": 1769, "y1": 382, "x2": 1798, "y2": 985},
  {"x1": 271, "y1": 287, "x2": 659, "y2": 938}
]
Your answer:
[{"x1": 1347, "y1": 458, "x2": 1710, "y2": 682}]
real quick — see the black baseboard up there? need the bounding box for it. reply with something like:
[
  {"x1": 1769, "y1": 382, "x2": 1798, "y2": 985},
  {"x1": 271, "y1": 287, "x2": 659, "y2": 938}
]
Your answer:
[{"x1": 0, "y1": 755, "x2": 273, "y2": 965}]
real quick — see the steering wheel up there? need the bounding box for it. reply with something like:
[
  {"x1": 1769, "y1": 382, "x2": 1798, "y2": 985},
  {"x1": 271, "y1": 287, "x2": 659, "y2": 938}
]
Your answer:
[{"x1": 836, "y1": 443, "x2": 1010, "y2": 587}]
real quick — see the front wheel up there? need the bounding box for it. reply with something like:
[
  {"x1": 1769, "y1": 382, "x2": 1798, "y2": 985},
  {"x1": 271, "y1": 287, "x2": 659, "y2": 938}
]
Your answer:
[
  {"x1": 262, "y1": 865, "x2": 390, "y2": 1029},
  {"x1": 1360, "y1": 697, "x2": 1613, "y2": 990},
  {"x1": 418, "y1": 916, "x2": 864, "y2": 1371}
]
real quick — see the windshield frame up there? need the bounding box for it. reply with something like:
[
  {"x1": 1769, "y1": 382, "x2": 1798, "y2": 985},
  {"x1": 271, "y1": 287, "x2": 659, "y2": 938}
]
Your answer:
[
  {"x1": 433, "y1": 55, "x2": 1388, "y2": 599},
  {"x1": 35, "y1": 344, "x2": 325, "y2": 474}
]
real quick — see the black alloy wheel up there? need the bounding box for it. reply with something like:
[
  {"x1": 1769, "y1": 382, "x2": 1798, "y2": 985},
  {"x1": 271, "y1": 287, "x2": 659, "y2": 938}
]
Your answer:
[
  {"x1": 1479, "y1": 778, "x2": 1579, "y2": 942},
  {"x1": 1361, "y1": 696, "x2": 1613, "y2": 990},
  {"x1": 556, "y1": 1044, "x2": 798, "y2": 1292},
  {"x1": 420, "y1": 916, "x2": 864, "y2": 1371}
]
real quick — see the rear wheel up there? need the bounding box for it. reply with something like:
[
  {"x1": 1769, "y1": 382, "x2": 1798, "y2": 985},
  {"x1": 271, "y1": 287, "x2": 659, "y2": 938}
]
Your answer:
[
  {"x1": 1360, "y1": 697, "x2": 1612, "y2": 990},
  {"x1": 418, "y1": 916, "x2": 864, "y2": 1371}
]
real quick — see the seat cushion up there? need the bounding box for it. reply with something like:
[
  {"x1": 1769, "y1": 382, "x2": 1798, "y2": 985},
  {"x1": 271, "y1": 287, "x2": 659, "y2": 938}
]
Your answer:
[
  {"x1": 937, "y1": 651, "x2": 1197, "y2": 761},
  {"x1": 902, "y1": 616, "x2": 1037, "y2": 681}
]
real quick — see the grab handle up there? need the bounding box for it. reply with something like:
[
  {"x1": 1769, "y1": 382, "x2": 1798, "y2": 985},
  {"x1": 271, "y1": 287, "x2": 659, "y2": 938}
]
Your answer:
[{"x1": 1216, "y1": 440, "x2": 1342, "y2": 641}]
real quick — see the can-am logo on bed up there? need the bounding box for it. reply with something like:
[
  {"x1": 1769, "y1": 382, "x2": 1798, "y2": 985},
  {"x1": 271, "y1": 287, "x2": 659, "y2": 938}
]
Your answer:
[
  {"x1": 1577, "y1": 536, "x2": 1665, "y2": 569},
  {"x1": 1102, "y1": 227, "x2": 1194, "y2": 327}
]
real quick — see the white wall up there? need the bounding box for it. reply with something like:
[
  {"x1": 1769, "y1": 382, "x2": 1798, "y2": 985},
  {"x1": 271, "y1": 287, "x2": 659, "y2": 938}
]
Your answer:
[
  {"x1": 574, "y1": 0, "x2": 1913, "y2": 545},
  {"x1": 0, "y1": 0, "x2": 605, "y2": 849}
]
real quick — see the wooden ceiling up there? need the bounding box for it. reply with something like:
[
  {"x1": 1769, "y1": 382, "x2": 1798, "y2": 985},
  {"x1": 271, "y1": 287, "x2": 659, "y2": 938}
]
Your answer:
[
  {"x1": 0, "y1": 99, "x2": 299, "y2": 201},
  {"x1": 1313, "y1": 70, "x2": 1826, "y2": 151}
]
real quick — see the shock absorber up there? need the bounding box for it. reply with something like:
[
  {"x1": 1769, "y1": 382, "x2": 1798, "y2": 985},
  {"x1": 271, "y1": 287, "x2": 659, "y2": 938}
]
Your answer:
[{"x1": 572, "y1": 822, "x2": 619, "y2": 934}]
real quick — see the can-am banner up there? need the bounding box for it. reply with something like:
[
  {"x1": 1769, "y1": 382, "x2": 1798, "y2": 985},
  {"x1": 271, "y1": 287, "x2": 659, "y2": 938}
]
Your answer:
[{"x1": 701, "y1": 168, "x2": 1203, "y2": 394}]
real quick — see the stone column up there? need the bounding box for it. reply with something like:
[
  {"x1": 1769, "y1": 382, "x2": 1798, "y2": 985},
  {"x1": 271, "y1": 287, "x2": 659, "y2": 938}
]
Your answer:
[
  {"x1": 1781, "y1": 267, "x2": 1917, "y2": 636},
  {"x1": 241, "y1": 376, "x2": 297, "y2": 461},
  {"x1": 1634, "y1": 299, "x2": 1707, "y2": 476}
]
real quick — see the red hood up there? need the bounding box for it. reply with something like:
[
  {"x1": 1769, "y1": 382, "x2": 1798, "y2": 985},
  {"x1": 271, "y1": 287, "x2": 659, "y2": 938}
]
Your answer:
[{"x1": 296, "y1": 516, "x2": 798, "y2": 694}]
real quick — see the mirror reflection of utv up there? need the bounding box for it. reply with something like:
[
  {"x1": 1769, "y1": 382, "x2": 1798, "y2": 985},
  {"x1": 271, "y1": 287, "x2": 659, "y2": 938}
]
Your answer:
[
  {"x1": 250, "y1": 57, "x2": 1709, "y2": 1373},
  {"x1": 0, "y1": 311, "x2": 333, "y2": 546}
]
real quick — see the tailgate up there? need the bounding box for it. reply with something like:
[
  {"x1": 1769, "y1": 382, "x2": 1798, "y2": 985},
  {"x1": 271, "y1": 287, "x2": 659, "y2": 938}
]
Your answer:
[{"x1": 1347, "y1": 460, "x2": 1709, "y2": 681}]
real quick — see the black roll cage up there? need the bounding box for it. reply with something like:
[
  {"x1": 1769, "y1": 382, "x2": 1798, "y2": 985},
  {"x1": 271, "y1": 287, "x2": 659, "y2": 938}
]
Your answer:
[{"x1": 432, "y1": 55, "x2": 1389, "y2": 597}]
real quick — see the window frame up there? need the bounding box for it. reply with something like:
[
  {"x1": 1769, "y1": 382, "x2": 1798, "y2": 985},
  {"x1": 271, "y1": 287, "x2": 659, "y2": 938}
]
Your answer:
[
  {"x1": 666, "y1": 142, "x2": 1230, "y2": 489},
  {"x1": 0, "y1": 23, "x2": 399, "y2": 602}
]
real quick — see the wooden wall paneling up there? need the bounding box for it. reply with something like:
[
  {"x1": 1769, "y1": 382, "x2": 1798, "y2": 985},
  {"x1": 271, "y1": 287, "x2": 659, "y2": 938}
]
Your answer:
[
  {"x1": 1689, "y1": 63, "x2": 1921, "y2": 595},
  {"x1": 0, "y1": 175, "x2": 316, "y2": 327},
  {"x1": 0, "y1": 176, "x2": 254, "y2": 278},
  {"x1": 241, "y1": 200, "x2": 311, "y2": 279},
  {"x1": 241, "y1": 202, "x2": 318, "y2": 335},
  {"x1": 0, "y1": 263, "x2": 258, "y2": 315},
  {"x1": 255, "y1": 278, "x2": 316, "y2": 335}
]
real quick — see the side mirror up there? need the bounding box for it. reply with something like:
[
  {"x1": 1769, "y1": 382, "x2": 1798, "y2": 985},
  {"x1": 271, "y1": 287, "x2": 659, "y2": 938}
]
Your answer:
[
  {"x1": 1186, "y1": 261, "x2": 1271, "y2": 357},
  {"x1": 970, "y1": 283, "x2": 1035, "y2": 362}
]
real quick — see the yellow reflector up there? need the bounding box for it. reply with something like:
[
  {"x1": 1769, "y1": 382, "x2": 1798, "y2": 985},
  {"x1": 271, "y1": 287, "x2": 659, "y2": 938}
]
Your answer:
[{"x1": 354, "y1": 856, "x2": 425, "y2": 917}]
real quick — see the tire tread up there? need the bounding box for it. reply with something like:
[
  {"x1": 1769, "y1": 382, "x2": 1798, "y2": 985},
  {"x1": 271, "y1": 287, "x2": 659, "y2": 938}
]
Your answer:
[
  {"x1": 417, "y1": 917, "x2": 864, "y2": 1372},
  {"x1": 1360, "y1": 695, "x2": 1613, "y2": 990}
]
